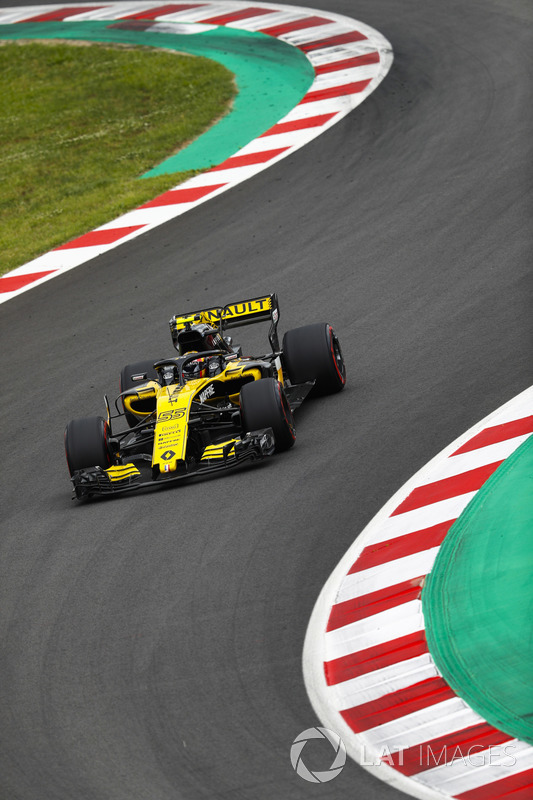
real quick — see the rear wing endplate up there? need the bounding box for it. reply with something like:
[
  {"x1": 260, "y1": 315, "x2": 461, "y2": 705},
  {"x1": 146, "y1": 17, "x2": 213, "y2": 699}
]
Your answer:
[{"x1": 170, "y1": 293, "x2": 280, "y2": 351}]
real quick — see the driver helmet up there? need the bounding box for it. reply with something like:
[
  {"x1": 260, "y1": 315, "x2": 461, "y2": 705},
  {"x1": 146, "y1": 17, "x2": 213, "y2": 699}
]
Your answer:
[{"x1": 183, "y1": 354, "x2": 208, "y2": 380}]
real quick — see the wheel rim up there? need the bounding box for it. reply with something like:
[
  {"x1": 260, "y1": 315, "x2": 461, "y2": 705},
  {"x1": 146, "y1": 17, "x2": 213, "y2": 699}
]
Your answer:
[{"x1": 329, "y1": 327, "x2": 346, "y2": 384}]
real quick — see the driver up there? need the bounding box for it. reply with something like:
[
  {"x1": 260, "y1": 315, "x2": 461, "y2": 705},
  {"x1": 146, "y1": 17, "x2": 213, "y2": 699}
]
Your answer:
[
  {"x1": 177, "y1": 323, "x2": 228, "y2": 382},
  {"x1": 183, "y1": 354, "x2": 208, "y2": 380}
]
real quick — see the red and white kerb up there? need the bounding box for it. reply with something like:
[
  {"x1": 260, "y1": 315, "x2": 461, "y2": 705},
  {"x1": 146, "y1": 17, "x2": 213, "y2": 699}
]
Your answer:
[{"x1": 304, "y1": 386, "x2": 533, "y2": 800}]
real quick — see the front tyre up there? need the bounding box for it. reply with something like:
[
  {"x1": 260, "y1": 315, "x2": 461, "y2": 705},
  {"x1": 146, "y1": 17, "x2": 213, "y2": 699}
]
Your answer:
[
  {"x1": 282, "y1": 322, "x2": 346, "y2": 395},
  {"x1": 240, "y1": 378, "x2": 295, "y2": 452},
  {"x1": 65, "y1": 416, "x2": 112, "y2": 476}
]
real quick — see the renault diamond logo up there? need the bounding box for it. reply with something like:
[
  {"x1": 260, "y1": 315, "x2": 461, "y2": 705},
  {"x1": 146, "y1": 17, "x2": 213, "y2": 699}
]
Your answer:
[{"x1": 161, "y1": 450, "x2": 176, "y2": 461}]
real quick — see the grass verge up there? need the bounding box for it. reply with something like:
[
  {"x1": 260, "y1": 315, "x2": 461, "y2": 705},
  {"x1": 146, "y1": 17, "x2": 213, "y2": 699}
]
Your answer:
[{"x1": 0, "y1": 40, "x2": 236, "y2": 275}]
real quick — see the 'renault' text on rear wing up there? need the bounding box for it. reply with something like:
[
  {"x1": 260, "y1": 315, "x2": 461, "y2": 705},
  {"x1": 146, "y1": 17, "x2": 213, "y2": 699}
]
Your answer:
[{"x1": 169, "y1": 293, "x2": 280, "y2": 351}]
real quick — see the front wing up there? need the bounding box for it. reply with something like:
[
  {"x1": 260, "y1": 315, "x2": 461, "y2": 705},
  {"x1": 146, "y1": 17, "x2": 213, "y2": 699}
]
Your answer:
[{"x1": 70, "y1": 429, "x2": 275, "y2": 499}]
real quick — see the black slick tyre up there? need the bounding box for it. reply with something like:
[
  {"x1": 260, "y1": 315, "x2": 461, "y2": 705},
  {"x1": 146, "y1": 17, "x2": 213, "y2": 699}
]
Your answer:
[
  {"x1": 65, "y1": 416, "x2": 112, "y2": 476},
  {"x1": 120, "y1": 359, "x2": 159, "y2": 427},
  {"x1": 282, "y1": 322, "x2": 346, "y2": 395},
  {"x1": 240, "y1": 378, "x2": 295, "y2": 452}
]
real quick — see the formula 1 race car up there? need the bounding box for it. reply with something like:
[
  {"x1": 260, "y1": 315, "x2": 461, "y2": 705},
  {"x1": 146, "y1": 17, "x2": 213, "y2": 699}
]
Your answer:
[{"x1": 65, "y1": 293, "x2": 345, "y2": 499}]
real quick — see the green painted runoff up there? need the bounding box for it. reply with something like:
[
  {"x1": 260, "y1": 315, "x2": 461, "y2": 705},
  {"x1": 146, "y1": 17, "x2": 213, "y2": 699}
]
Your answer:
[
  {"x1": 423, "y1": 434, "x2": 533, "y2": 745},
  {"x1": 0, "y1": 21, "x2": 314, "y2": 175}
]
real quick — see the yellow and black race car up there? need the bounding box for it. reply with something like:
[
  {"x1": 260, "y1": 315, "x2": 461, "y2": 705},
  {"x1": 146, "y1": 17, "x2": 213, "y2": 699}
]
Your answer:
[{"x1": 65, "y1": 293, "x2": 345, "y2": 499}]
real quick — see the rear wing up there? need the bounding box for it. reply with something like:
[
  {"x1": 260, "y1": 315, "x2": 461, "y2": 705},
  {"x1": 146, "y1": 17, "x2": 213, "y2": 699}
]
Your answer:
[{"x1": 169, "y1": 293, "x2": 280, "y2": 351}]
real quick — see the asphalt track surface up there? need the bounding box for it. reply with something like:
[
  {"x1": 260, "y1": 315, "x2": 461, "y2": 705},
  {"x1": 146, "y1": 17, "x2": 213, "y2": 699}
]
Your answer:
[{"x1": 1, "y1": 2, "x2": 531, "y2": 799}]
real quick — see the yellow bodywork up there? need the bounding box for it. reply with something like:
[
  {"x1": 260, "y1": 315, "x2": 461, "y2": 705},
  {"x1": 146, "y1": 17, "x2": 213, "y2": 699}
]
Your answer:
[
  {"x1": 123, "y1": 381, "x2": 158, "y2": 420},
  {"x1": 121, "y1": 361, "x2": 264, "y2": 474},
  {"x1": 170, "y1": 295, "x2": 273, "y2": 333},
  {"x1": 152, "y1": 383, "x2": 196, "y2": 473},
  {"x1": 201, "y1": 439, "x2": 238, "y2": 462},
  {"x1": 105, "y1": 464, "x2": 141, "y2": 481}
]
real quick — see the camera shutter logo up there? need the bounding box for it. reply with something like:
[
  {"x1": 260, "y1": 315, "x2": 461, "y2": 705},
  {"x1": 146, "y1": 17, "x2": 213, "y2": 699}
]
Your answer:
[{"x1": 290, "y1": 727, "x2": 346, "y2": 783}]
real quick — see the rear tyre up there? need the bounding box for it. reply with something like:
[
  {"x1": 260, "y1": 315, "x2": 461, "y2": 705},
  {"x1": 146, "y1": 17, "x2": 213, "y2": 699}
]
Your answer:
[
  {"x1": 282, "y1": 322, "x2": 346, "y2": 395},
  {"x1": 65, "y1": 416, "x2": 112, "y2": 476},
  {"x1": 120, "y1": 359, "x2": 159, "y2": 427},
  {"x1": 240, "y1": 378, "x2": 295, "y2": 452}
]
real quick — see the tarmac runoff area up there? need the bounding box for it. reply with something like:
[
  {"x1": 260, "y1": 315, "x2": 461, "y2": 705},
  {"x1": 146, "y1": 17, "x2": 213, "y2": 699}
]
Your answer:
[
  {"x1": 424, "y1": 433, "x2": 533, "y2": 749},
  {"x1": 304, "y1": 385, "x2": 533, "y2": 800}
]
